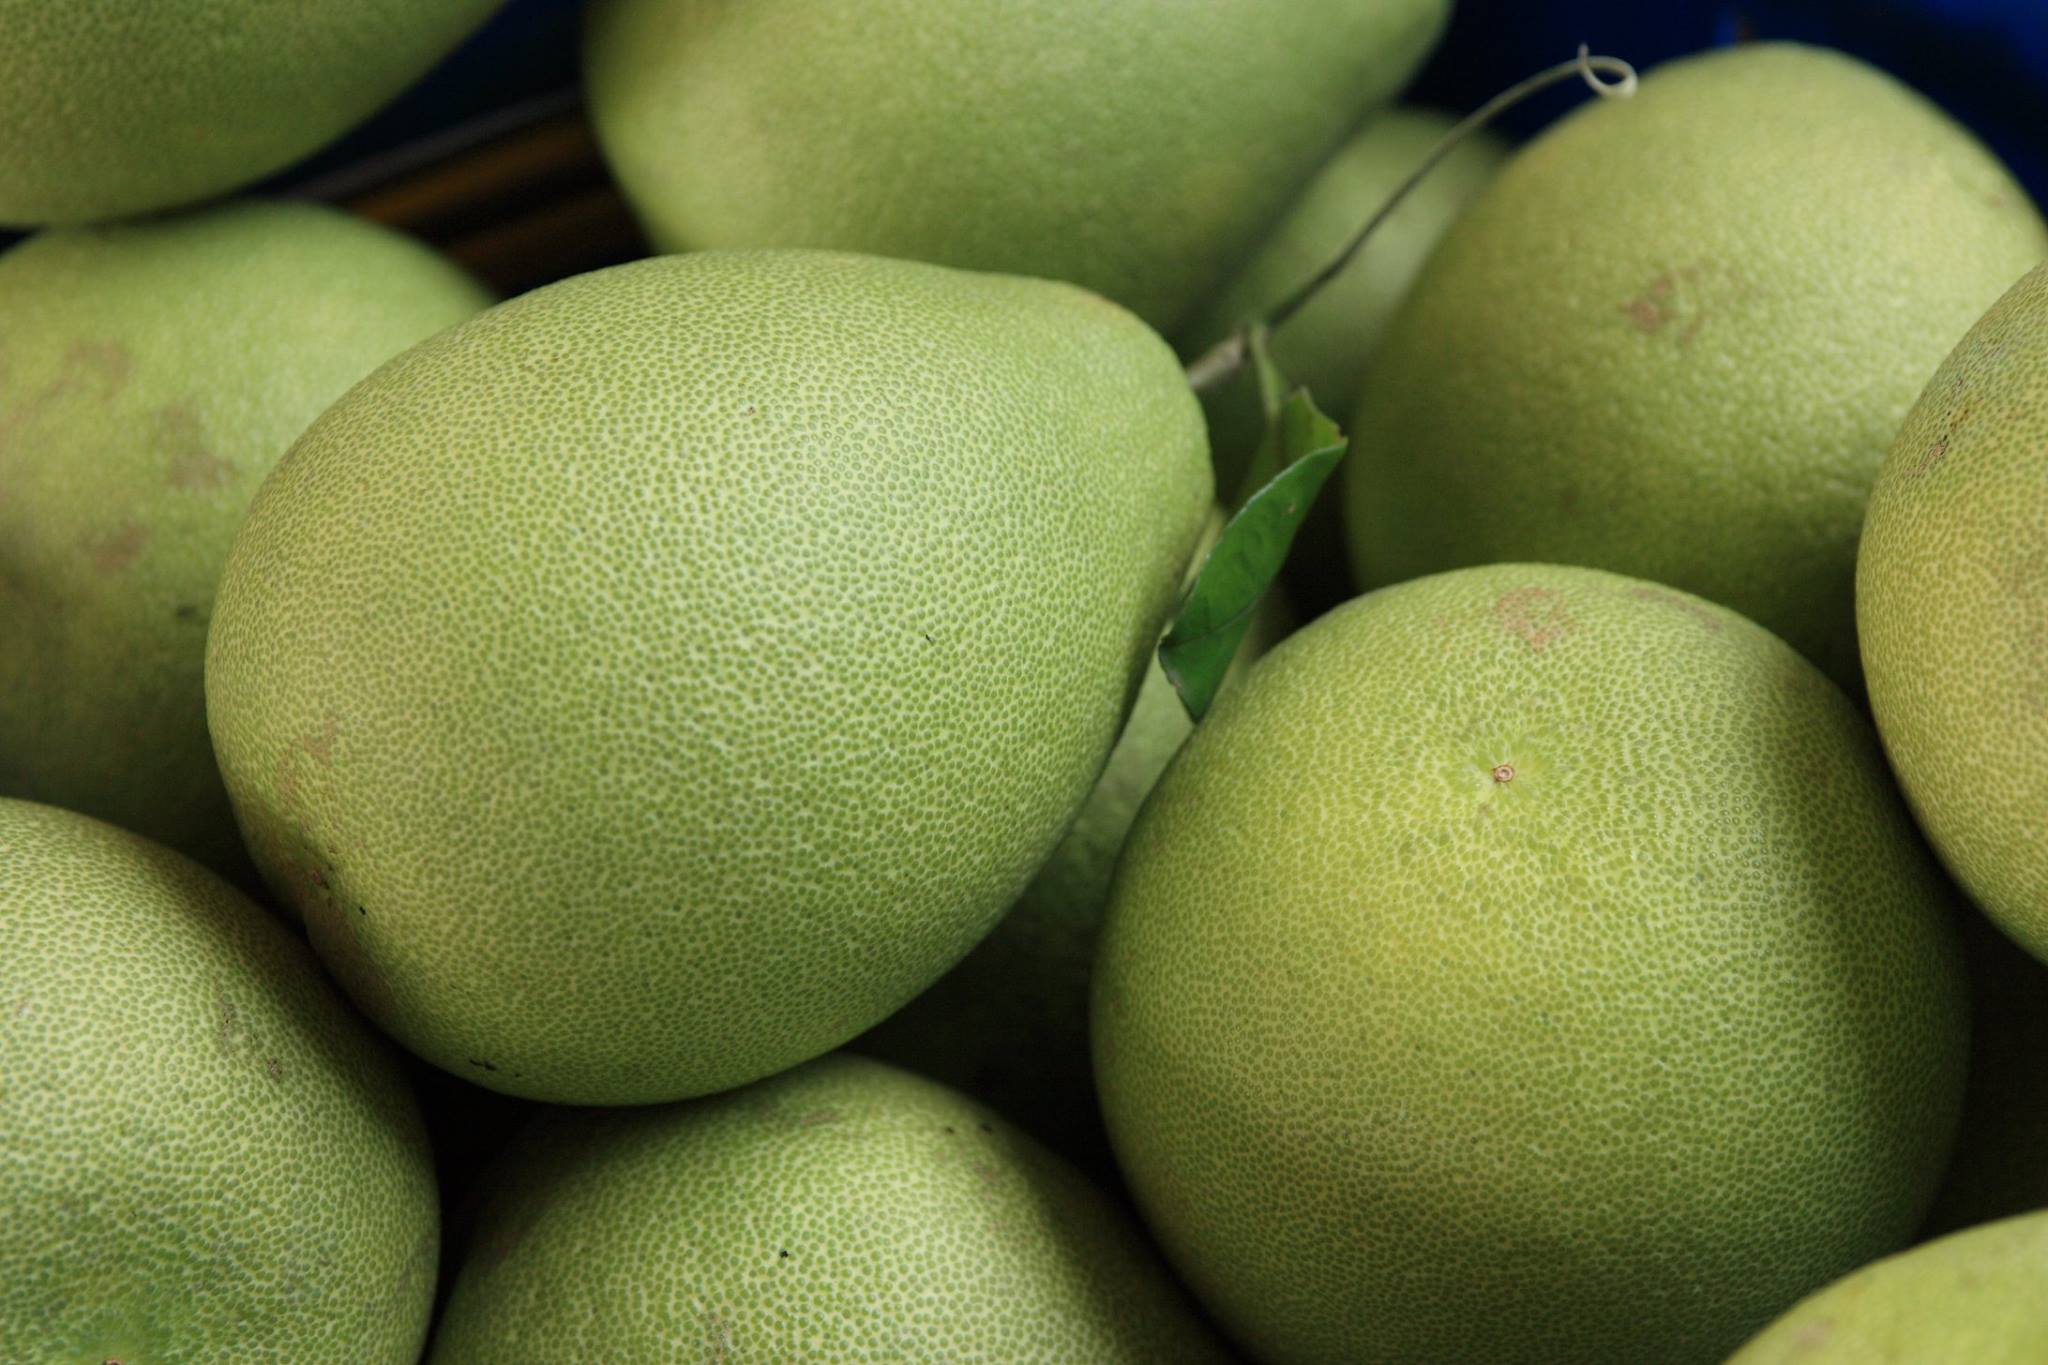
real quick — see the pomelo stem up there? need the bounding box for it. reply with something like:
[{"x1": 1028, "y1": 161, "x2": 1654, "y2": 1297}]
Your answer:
[{"x1": 1185, "y1": 45, "x2": 1639, "y2": 395}]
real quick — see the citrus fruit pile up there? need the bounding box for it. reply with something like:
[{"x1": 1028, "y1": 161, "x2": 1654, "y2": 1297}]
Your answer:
[{"x1": 4, "y1": 3, "x2": 2047, "y2": 1361}]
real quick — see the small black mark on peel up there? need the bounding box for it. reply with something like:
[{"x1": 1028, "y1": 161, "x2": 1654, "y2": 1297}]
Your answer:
[
  {"x1": 1492, "y1": 764, "x2": 1516, "y2": 784},
  {"x1": 778, "y1": 1248, "x2": 790, "y2": 1260},
  {"x1": 467, "y1": 1058, "x2": 499, "y2": 1073},
  {"x1": 173, "y1": 603, "x2": 201, "y2": 622},
  {"x1": 354, "y1": 904, "x2": 367, "y2": 916},
  {"x1": 978, "y1": 1121, "x2": 992, "y2": 1134},
  {"x1": 923, "y1": 632, "x2": 934, "y2": 645},
  {"x1": 216, "y1": 998, "x2": 242, "y2": 1054}
]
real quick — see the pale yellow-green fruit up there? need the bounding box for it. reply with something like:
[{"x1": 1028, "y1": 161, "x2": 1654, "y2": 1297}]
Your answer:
[
  {"x1": 856, "y1": 511, "x2": 1289, "y2": 1172},
  {"x1": 0, "y1": 202, "x2": 489, "y2": 880},
  {"x1": 427, "y1": 1054, "x2": 1233, "y2": 1363},
  {"x1": 0, "y1": 798, "x2": 436, "y2": 1363},
  {"x1": 1859, "y1": 262, "x2": 2048, "y2": 962},
  {"x1": 1185, "y1": 106, "x2": 1507, "y2": 497},
  {"x1": 1346, "y1": 43, "x2": 2048, "y2": 691},
  {"x1": 1728, "y1": 1212, "x2": 2048, "y2": 1363},
  {"x1": 583, "y1": 0, "x2": 1449, "y2": 334},
  {"x1": 0, "y1": 0, "x2": 504, "y2": 225},
  {"x1": 1094, "y1": 562, "x2": 1969, "y2": 1365},
  {"x1": 205, "y1": 249, "x2": 1212, "y2": 1106}
]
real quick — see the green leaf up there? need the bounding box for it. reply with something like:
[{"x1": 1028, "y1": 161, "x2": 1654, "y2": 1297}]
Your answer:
[{"x1": 1161, "y1": 339, "x2": 1348, "y2": 721}]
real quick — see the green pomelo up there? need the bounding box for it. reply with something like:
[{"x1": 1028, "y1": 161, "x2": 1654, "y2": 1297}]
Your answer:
[
  {"x1": 0, "y1": 201, "x2": 488, "y2": 880},
  {"x1": 427, "y1": 1054, "x2": 1232, "y2": 1362},
  {"x1": 1185, "y1": 106, "x2": 1507, "y2": 498},
  {"x1": 205, "y1": 249, "x2": 1212, "y2": 1106},
  {"x1": 855, "y1": 510, "x2": 1289, "y2": 1173},
  {"x1": 582, "y1": 0, "x2": 1448, "y2": 334},
  {"x1": 0, "y1": 798, "x2": 436, "y2": 1363},
  {"x1": 1921, "y1": 907, "x2": 2048, "y2": 1236},
  {"x1": 1345, "y1": 43, "x2": 2048, "y2": 692},
  {"x1": 0, "y1": 0, "x2": 504, "y2": 225},
  {"x1": 1093, "y1": 562, "x2": 1969, "y2": 1365},
  {"x1": 1859, "y1": 261, "x2": 2048, "y2": 960},
  {"x1": 1728, "y1": 1212, "x2": 2048, "y2": 1363}
]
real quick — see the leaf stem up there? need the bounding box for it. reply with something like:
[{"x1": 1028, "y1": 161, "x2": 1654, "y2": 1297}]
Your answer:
[{"x1": 1185, "y1": 45, "x2": 1639, "y2": 394}]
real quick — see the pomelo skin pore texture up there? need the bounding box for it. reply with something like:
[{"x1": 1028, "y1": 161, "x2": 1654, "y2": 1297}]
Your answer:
[
  {"x1": 582, "y1": 0, "x2": 1449, "y2": 334},
  {"x1": 1345, "y1": 42, "x2": 2048, "y2": 693},
  {"x1": 855, "y1": 510, "x2": 1287, "y2": 1174},
  {"x1": 204, "y1": 249, "x2": 1212, "y2": 1107},
  {"x1": 0, "y1": 798, "x2": 437, "y2": 1363},
  {"x1": 0, "y1": 0, "x2": 504, "y2": 225},
  {"x1": 1093, "y1": 562, "x2": 1969, "y2": 1365},
  {"x1": 1859, "y1": 261, "x2": 2048, "y2": 966},
  {"x1": 427, "y1": 1055, "x2": 1235, "y2": 1363},
  {"x1": 1728, "y1": 1211, "x2": 2048, "y2": 1364},
  {"x1": 0, "y1": 201, "x2": 490, "y2": 881}
]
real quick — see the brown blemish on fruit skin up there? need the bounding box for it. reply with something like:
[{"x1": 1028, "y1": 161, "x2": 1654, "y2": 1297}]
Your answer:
[
  {"x1": 283, "y1": 834, "x2": 399, "y2": 1026},
  {"x1": 299, "y1": 715, "x2": 340, "y2": 766},
  {"x1": 1910, "y1": 374, "x2": 1975, "y2": 478},
  {"x1": 1912, "y1": 433, "x2": 1950, "y2": 477},
  {"x1": 85, "y1": 522, "x2": 150, "y2": 574},
  {"x1": 1621, "y1": 262, "x2": 1757, "y2": 349},
  {"x1": 273, "y1": 751, "x2": 305, "y2": 813},
  {"x1": 1493, "y1": 587, "x2": 1581, "y2": 653},
  {"x1": 703, "y1": 1313, "x2": 735, "y2": 1364},
  {"x1": 158, "y1": 404, "x2": 236, "y2": 491},
  {"x1": 65, "y1": 340, "x2": 133, "y2": 394},
  {"x1": 1623, "y1": 271, "x2": 1695, "y2": 341},
  {"x1": 1622, "y1": 291, "x2": 1668, "y2": 334},
  {"x1": 1789, "y1": 1319, "x2": 1833, "y2": 1350},
  {"x1": 1625, "y1": 585, "x2": 1724, "y2": 632},
  {"x1": 1491, "y1": 763, "x2": 1516, "y2": 784},
  {"x1": 215, "y1": 998, "x2": 243, "y2": 1055},
  {"x1": 0, "y1": 341, "x2": 135, "y2": 458}
]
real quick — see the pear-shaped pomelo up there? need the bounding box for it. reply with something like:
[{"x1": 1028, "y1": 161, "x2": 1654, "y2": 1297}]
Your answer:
[
  {"x1": 1859, "y1": 261, "x2": 2048, "y2": 962},
  {"x1": 1728, "y1": 1211, "x2": 2048, "y2": 1363},
  {"x1": 1184, "y1": 106, "x2": 1506, "y2": 499},
  {"x1": 0, "y1": 201, "x2": 489, "y2": 880},
  {"x1": 856, "y1": 510, "x2": 1289, "y2": 1172},
  {"x1": 205, "y1": 249, "x2": 1212, "y2": 1106},
  {"x1": 0, "y1": 0, "x2": 504, "y2": 225},
  {"x1": 1345, "y1": 43, "x2": 2048, "y2": 691},
  {"x1": 1094, "y1": 562, "x2": 1969, "y2": 1365},
  {"x1": 426, "y1": 1054, "x2": 1232, "y2": 1362},
  {"x1": 583, "y1": 0, "x2": 1448, "y2": 334},
  {"x1": 0, "y1": 798, "x2": 436, "y2": 1363}
]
